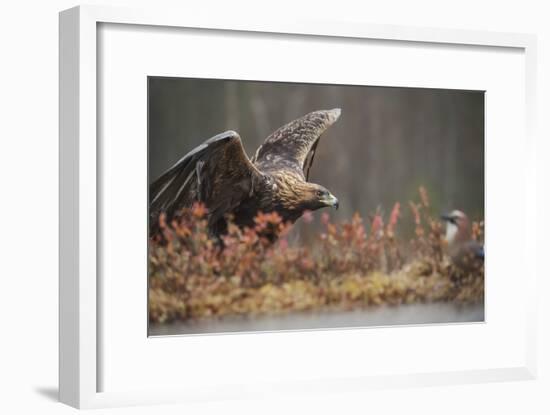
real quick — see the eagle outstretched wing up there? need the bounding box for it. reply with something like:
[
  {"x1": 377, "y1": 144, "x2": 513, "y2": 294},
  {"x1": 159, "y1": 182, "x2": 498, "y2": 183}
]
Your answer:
[
  {"x1": 252, "y1": 108, "x2": 341, "y2": 180},
  {"x1": 149, "y1": 131, "x2": 262, "y2": 235}
]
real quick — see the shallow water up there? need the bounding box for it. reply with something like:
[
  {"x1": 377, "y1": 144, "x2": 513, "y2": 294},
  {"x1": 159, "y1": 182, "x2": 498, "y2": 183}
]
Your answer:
[{"x1": 149, "y1": 302, "x2": 484, "y2": 336}]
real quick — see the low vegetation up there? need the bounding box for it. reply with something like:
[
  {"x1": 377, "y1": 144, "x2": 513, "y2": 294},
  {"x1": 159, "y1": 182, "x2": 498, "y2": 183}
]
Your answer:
[{"x1": 149, "y1": 188, "x2": 484, "y2": 324}]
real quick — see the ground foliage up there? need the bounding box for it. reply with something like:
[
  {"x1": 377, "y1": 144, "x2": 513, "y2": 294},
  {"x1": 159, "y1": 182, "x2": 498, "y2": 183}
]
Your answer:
[{"x1": 149, "y1": 188, "x2": 484, "y2": 324}]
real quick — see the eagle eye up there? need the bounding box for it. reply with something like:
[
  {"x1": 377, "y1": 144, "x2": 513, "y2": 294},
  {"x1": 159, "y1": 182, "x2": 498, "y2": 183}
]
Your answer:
[{"x1": 316, "y1": 189, "x2": 326, "y2": 198}]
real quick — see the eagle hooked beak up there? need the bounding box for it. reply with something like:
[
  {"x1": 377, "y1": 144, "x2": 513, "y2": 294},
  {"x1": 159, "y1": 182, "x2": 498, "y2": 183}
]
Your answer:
[{"x1": 324, "y1": 193, "x2": 339, "y2": 210}]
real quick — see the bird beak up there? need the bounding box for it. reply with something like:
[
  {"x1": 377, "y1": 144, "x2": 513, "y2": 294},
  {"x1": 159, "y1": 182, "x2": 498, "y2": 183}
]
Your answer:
[
  {"x1": 440, "y1": 213, "x2": 452, "y2": 222},
  {"x1": 324, "y1": 193, "x2": 339, "y2": 210}
]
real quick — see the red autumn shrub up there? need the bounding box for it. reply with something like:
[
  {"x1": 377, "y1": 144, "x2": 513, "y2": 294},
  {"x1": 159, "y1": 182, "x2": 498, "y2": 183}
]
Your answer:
[{"x1": 149, "y1": 188, "x2": 484, "y2": 323}]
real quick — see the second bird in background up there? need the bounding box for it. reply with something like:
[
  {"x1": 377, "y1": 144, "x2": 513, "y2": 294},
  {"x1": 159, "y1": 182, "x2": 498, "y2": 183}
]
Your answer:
[{"x1": 441, "y1": 210, "x2": 484, "y2": 270}]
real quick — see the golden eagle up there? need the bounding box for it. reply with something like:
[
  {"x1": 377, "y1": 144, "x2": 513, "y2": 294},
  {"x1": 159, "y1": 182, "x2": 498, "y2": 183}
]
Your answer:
[{"x1": 149, "y1": 108, "x2": 341, "y2": 237}]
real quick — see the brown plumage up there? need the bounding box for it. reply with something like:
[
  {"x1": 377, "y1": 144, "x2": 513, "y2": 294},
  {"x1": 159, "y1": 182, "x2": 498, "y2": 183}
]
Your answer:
[{"x1": 149, "y1": 109, "x2": 342, "y2": 238}]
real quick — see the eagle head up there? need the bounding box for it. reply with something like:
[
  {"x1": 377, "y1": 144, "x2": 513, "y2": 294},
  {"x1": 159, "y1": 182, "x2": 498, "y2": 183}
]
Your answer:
[
  {"x1": 269, "y1": 173, "x2": 339, "y2": 221},
  {"x1": 300, "y1": 183, "x2": 339, "y2": 211}
]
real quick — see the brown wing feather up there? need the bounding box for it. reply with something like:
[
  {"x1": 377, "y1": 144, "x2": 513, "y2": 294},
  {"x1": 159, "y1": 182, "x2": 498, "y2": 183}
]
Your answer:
[
  {"x1": 149, "y1": 131, "x2": 262, "y2": 236},
  {"x1": 252, "y1": 108, "x2": 341, "y2": 179}
]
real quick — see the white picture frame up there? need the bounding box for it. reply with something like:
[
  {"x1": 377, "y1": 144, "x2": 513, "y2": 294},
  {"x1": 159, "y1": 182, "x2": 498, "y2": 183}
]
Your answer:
[{"x1": 59, "y1": 4, "x2": 538, "y2": 409}]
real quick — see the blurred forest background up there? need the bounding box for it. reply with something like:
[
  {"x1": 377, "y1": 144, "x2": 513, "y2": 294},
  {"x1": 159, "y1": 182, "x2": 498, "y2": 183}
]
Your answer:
[{"x1": 148, "y1": 77, "x2": 484, "y2": 239}]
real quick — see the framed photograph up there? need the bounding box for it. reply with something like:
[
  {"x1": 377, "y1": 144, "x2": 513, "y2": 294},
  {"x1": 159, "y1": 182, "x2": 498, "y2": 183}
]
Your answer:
[
  {"x1": 59, "y1": 5, "x2": 538, "y2": 409},
  {"x1": 147, "y1": 77, "x2": 486, "y2": 336}
]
